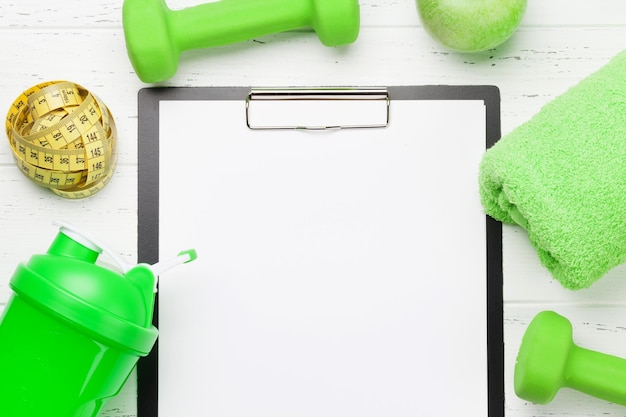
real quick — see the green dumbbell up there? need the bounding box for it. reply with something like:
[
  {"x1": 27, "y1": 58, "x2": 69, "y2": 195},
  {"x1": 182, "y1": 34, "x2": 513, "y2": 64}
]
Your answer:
[
  {"x1": 515, "y1": 310, "x2": 626, "y2": 406},
  {"x1": 122, "y1": 0, "x2": 360, "y2": 83}
]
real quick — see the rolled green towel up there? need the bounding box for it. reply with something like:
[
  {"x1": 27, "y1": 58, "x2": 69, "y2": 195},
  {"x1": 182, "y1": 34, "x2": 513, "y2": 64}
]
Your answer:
[{"x1": 479, "y1": 50, "x2": 626, "y2": 290}]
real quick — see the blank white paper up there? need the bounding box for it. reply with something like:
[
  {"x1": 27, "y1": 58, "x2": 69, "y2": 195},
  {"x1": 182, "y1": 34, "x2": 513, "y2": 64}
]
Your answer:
[{"x1": 157, "y1": 98, "x2": 487, "y2": 417}]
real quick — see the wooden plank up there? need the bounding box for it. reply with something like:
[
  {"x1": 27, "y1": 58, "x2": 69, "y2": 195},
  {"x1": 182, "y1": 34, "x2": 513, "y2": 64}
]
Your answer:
[
  {"x1": 2, "y1": 0, "x2": 626, "y2": 28},
  {"x1": 1, "y1": 27, "x2": 624, "y2": 163}
]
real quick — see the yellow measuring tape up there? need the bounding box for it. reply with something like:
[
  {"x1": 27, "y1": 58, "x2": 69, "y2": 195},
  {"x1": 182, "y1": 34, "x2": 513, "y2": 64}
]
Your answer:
[{"x1": 5, "y1": 81, "x2": 117, "y2": 199}]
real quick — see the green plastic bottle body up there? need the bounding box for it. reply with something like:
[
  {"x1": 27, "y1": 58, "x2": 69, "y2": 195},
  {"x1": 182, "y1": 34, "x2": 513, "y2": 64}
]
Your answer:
[
  {"x1": 0, "y1": 294, "x2": 139, "y2": 417},
  {"x1": 0, "y1": 229, "x2": 158, "y2": 417}
]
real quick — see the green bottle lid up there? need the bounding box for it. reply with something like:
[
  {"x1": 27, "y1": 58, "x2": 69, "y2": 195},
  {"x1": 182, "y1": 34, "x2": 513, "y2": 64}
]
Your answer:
[{"x1": 7, "y1": 222, "x2": 192, "y2": 356}]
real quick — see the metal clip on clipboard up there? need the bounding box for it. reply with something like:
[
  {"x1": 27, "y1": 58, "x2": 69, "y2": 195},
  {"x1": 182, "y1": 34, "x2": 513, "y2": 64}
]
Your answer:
[{"x1": 246, "y1": 88, "x2": 390, "y2": 130}]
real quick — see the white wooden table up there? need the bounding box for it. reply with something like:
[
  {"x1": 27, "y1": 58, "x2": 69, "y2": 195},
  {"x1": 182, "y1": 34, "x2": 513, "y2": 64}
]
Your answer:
[{"x1": 1, "y1": 1, "x2": 625, "y2": 416}]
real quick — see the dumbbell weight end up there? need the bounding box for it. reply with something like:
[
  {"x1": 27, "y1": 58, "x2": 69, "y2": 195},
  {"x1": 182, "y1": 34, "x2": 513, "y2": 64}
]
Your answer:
[{"x1": 515, "y1": 311, "x2": 626, "y2": 406}]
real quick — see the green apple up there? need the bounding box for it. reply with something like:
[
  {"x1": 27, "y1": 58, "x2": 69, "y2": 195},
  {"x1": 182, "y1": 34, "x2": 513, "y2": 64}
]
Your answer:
[{"x1": 416, "y1": 0, "x2": 527, "y2": 52}]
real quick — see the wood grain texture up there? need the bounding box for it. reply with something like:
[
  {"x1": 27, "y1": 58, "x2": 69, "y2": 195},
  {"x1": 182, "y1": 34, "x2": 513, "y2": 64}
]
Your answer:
[{"x1": 1, "y1": 1, "x2": 625, "y2": 416}]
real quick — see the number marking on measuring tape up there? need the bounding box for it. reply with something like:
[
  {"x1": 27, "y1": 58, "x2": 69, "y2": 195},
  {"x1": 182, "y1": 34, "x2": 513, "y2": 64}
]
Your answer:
[{"x1": 5, "y1": 81, "x2": 117, "y2": 199}]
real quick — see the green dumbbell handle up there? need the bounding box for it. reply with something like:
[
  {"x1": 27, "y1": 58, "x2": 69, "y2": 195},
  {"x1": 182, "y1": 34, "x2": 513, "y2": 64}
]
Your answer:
[
  {"x1": 172, "y1": 2, "x2": 329, "y2": 50},
  {"x1": 565, "y1": 345, "x2": 626, "y2": 405},
  {"x1": 515, "y1": 310, "x2": 626, "y2": 406}
]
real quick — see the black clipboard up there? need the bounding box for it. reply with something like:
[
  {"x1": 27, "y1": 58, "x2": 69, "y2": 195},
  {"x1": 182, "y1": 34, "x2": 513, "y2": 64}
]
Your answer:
[{"x1": 137, "y1": 86, "x2": 503, "y2": 417}]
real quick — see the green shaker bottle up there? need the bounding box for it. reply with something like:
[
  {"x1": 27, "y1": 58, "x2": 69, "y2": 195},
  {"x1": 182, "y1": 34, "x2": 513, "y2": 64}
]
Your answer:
[{"x1": 0, "y1": 221, "x2": 196, "y2": 417}]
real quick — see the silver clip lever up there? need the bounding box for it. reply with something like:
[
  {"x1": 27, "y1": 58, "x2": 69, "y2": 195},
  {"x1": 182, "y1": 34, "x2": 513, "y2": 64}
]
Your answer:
[{"x1": 246, "y1": 88, "x2": 390, "y2": 130}]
